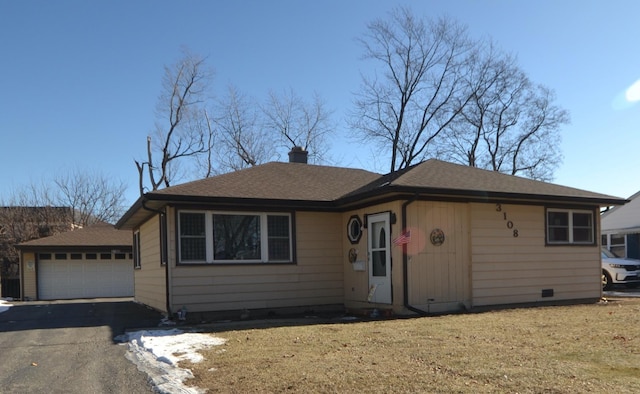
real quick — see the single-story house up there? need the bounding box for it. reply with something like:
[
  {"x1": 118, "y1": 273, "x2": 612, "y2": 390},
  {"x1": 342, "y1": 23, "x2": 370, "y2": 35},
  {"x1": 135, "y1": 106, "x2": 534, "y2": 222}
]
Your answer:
[
  {"x1": 17, "y1": 223, "x2": 134, "y2": 300},
  {"x1": 116, "y1": 152, "x2": 626, "y2": 317},
  {"x1": 602, "y1": 190, "x2": 640, "y2": 258}
]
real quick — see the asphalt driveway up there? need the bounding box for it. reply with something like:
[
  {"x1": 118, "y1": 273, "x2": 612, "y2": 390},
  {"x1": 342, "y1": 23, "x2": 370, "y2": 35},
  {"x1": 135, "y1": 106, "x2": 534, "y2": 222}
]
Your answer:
[{"x1": 0, "y1": 298, "x2": 163, "y2": 394}]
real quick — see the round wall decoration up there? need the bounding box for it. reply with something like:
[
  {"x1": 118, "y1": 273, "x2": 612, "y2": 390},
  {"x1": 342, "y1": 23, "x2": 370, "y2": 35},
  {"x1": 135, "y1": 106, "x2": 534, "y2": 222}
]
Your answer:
[
  {"x1": 430, "y1": 228, "x2": 445, "y2": 246},
  {"x1": 347, "y1": 215, "x2": 363, "y2": 244}
]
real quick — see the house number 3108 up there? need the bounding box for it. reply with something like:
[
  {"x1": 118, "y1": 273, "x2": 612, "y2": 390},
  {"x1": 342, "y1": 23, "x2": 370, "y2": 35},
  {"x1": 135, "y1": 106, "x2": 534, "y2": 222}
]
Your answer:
[{"x1": 495, "y1": 204, "x2": 519, "y2": 237}]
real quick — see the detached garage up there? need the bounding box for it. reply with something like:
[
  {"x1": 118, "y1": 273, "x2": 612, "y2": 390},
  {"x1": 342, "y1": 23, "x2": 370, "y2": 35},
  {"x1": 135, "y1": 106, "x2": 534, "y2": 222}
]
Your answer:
[{"x1": 16, "y1": 223, "x2": 134, "y2": 300}]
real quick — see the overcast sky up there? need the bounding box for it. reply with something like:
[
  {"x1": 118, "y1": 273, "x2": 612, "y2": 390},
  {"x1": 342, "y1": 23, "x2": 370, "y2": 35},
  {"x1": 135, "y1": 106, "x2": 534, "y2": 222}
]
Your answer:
[{"x1": 1, "y1": 0, "x2": 639, "y2": 207}]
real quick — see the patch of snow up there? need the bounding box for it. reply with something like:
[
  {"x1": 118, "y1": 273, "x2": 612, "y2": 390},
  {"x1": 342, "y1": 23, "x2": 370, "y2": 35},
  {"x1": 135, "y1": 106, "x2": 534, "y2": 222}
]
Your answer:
[
  {"x1": 0, "y1": 298, "x2": 13, "y2": 314},
  {"x1": 119, "y1": 328, "x2": 226, "y2": 394}
]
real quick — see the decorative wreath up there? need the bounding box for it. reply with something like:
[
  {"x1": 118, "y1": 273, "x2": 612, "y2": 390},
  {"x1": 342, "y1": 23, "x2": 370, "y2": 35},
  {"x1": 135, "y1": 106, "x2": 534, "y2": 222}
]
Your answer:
[
  {"x1": 430, "y1": 228, "x2": 445, "y2": 246},
  {"x1": 348, "y1": 248, "x2": 358, "y2": 263}
]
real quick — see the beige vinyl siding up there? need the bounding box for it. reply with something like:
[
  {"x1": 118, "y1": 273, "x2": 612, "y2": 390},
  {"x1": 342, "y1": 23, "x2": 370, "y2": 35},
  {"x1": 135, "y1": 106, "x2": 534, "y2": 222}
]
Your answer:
[
  {"x1": 169, "y1": 211, "x2": 344, "y2": 313},
  {"x1": 21, "y1": 252, "x2": 37, "y2": 300},
  {"x1": 134, "y1": 214, "x2": 167, "y2": 312},
  {"x1": 405, "y1": 201, "x2": 470, "y2": 313},
  {"x1": 470, "y1": 203, "x2": 601, "y2": 306}
]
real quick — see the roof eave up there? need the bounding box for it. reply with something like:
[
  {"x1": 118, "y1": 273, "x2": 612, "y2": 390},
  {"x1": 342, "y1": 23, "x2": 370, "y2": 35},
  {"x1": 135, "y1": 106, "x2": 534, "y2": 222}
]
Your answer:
[
  {"x1": 16, "y1": 244, "x2": 132, "y2": 253},
  {"x1": 338, "y1": 185, "x2": 628, "y2": 207},
  {"x1": 116, "y1": 193, "x2": 343, "y2": 230},
  {"x1": 147, "y1": 192, "x2": 342, "y2": 209},
  {"x1": 117, "y1": 183, "x2": 627, "y2": 230}
]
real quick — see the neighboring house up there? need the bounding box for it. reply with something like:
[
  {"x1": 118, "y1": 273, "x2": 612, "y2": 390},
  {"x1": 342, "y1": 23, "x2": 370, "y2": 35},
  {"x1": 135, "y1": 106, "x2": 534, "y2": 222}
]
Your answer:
[
  {"x1": 1, "y1": 206, "x2": 74, "y2": 299},
  {"x1": 16, "y1": 222, "x2": 134, "y2": 300},
  {"x1": 602, "y1": 190, "x2": 640, "y2": 259},
  {"x1": 116, "y1": 151, "x2": 626, "y2": 318}
]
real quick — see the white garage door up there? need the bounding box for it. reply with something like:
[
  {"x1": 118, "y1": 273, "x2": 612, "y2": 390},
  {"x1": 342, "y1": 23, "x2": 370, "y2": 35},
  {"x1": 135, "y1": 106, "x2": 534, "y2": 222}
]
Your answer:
[{"x1": 38, "y1": 253, "x2": 134, "y2": 300}]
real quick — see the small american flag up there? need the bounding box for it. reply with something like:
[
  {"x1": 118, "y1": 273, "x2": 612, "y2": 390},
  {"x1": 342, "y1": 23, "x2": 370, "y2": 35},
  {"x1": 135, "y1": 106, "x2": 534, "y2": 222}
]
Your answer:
[{"x1": 393, "y1": 230, "x2": 411, "y2": 246}]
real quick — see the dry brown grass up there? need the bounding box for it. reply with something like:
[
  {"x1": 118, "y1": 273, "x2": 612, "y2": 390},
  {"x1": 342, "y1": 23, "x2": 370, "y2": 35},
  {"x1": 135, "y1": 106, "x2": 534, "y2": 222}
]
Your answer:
[{"x1": 184, "y1": 298, "x2": 640, "y2": 393}]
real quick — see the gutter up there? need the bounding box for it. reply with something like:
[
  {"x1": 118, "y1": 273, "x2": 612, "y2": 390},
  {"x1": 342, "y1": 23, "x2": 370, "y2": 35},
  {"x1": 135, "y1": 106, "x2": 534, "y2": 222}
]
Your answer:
[
  {"x1": 402, "y1": 195, "x2": 429, "y2": 316},
  {"x1": 141, "y1": 200, "x2": 172, "y2": 318}
]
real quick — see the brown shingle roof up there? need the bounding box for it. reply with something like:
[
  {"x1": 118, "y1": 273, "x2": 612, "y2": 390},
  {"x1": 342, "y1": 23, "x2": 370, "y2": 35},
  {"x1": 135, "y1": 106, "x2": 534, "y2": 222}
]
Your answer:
[
  {"x1": 117, "y1": 159, "x2": 626, "y2": 230},
  {"x1": 17, "y1": 222, "x2": 131, "y2": 249},
  {"x1": 343, "y1": 159, "x2": 624, "y2": 204},
  {"x1": 150, "y1": 162, "x2": 381, "y2": 201},
  {"x1": 392, "y1": 159, "x2": 621, "y2": 200}
]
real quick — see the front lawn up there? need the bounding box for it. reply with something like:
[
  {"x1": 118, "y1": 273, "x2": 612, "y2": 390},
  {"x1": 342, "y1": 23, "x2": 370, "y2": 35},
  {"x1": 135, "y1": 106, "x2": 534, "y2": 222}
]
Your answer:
[{"x1": 185, "y1": 298, "x2": 640, "y2": 393}]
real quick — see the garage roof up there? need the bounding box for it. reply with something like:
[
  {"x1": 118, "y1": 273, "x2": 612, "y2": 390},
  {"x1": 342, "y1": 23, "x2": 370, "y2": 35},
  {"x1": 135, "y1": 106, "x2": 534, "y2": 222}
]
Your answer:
[{"x1": 16, "y1": 222, "x2": 131, "y2": 251}]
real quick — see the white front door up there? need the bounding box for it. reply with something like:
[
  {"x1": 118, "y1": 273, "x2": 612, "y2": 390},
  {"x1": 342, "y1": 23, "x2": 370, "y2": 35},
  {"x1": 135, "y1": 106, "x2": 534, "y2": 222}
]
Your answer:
[{"x1": 367, "y1": 212, "x2": 392, "y2": 304}]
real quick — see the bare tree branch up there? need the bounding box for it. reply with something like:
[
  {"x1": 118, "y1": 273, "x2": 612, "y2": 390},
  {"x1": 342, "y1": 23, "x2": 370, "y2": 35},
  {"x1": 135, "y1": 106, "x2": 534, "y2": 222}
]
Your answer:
[
  {"x1": 262, "y1": 89, "x2": 334, "y2": 163},
  {"x1": 352, "y1": 7, "x2": 569, "y2": 180},
  {"x1": 213, "y1": 85, "x2": 275, "y2": 172},
  {"x1": 54, "y1": 168, "x2": 128, "y2": 226},
  {"x1": 137, "y1": 48, "x2": 214, "y2": 193},
  {"x1": 350, "y1": 7, "x2": 474, "y2": 172}
]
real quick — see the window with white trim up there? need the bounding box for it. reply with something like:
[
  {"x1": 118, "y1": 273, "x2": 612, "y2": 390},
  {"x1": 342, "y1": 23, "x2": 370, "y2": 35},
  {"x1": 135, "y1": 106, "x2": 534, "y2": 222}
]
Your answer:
[
  {"x1": 178, "y1": 210, "x2": 292, "y2": 264},
  {"x1": 546, "y1": 208, "x2": 594, "y2": 244}
]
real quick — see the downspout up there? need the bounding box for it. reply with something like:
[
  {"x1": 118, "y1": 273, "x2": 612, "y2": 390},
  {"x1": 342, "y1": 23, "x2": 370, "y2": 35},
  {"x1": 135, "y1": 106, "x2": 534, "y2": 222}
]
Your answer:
[
  {"x1": 402, "y1": 194, "x2": 429, "y2": 316},
  {"x1": 141, "y1": 200, "x2": 172, "y2": 318},
  {"x1": 19, "y1": 251, "x2": 24, "y2": 301}
]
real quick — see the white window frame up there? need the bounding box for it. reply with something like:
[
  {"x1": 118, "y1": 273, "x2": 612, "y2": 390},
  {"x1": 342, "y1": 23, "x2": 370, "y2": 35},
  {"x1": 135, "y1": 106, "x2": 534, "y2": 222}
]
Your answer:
[
  {"x1": 546, "y1": 208, "x2": 595, "y2": 245},
  {"x1": 602, "y1": 233, "x2": 627, "y2": 257},
  {"x1": 177, "y1": 210, "x2": 293, "y2": 264}
]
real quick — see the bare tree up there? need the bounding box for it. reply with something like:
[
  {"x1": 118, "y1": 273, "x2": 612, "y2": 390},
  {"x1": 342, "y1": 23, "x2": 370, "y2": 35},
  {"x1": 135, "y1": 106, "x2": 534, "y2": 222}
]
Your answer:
[
  {"x1": 54, "y1": 168, "x2": 128, "y2": 226},
  {"x1": 442, "y1": 44, "x2": 523, "y2": 167},
  {"x1": 0, "y1": 169, "x2": 128, "y2": 290},
  {"x1": 136, "y1": 48, "x2": 214, "y2": 194},
  {"x1": 1, "y1": 188, "x2": 74, "y2": 284},
  {"x1": 262, "y1": 89, "x2": 333, "y2": 163},
  {"x1": 442, "y1": 42, "x2": 568, "y2": 181},
  {"x1": 500, "y1": 84, "x2": 567, "y2": 181},
  {"x1": 350, "y1": 7, "x2": 475, "y2": 172},
  {"x1": 352, "y1": 7, "x2": 569, "y2": 180},
  {"x1": 213, "y1": 85, "x2": 275, "y2": 173},
  {"x1": 140, "y1": 49, "x2": 335, "y2": 180},
  {"x1": 193, "y1": 109, "x2": 217, "y2": 178}
]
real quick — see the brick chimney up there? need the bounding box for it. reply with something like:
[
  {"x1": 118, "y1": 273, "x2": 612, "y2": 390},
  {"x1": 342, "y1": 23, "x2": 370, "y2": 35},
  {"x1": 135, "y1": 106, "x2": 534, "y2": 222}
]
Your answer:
[{"x1": 288, "y1": 146, "x2": 308, "y2": 164}]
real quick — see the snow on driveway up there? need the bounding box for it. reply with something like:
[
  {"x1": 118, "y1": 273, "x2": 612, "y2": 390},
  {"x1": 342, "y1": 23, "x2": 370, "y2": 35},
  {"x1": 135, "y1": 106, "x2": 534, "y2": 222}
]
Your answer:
[
  {"x1": 0, "y1": 298, "x2": 12, "y2": 313},
  {"x1": 117, "y1": 328, "x2": 226, "y2": 394},
  {"x1": 3, "y1": 298, "x2": 224, "y2": 393}
]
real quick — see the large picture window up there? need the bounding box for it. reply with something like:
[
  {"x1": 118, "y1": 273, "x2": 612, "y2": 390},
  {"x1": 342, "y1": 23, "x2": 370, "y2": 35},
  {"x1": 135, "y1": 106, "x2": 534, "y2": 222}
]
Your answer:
[
  {"x1": 178, "y1": 210, "x2": 293, "y2": 264},
  {"x1": 213, "y1": 214, "x2": 261, "y2": 260},
  {"x1": 546, "y1": 208, "x2": 594, "y2": 245}
]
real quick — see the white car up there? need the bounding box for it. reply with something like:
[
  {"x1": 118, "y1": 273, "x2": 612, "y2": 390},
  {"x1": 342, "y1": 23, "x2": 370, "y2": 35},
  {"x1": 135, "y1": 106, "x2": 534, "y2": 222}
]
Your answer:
[{"x1": 602, "y1": 248, "x2": 640, "y2": 290}]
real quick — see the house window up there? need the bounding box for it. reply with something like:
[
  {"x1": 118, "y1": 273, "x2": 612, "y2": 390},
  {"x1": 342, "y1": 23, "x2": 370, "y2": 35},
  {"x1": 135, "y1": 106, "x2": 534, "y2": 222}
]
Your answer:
[
  {"x1": 267, "y1": 215, "x2": 291, "y2": 261},
  {"x1": 603, "y1": 233, "x2": 626, "y2": 257},
  {"x1": 178, "y1": 210, "x2": 293, "y2": 264},
  {"x1": 133, "y1": 231, "x2": 141, "y2": 269},
  {"x1": 546, "y1": 209, "x2": 594, "y2": 245},
  {"x1": 179, "y1": 212, "x2": 206, "y2": 262},
  {"x1": 213, "y1": 214, "x2": 261, "y2": 261}
]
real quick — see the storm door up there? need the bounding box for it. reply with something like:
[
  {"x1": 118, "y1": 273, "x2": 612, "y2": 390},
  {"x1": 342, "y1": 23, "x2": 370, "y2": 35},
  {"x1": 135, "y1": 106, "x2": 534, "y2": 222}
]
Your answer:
[{"x1": 367, "y1": 212, "x2": 391, "y2": 304}]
